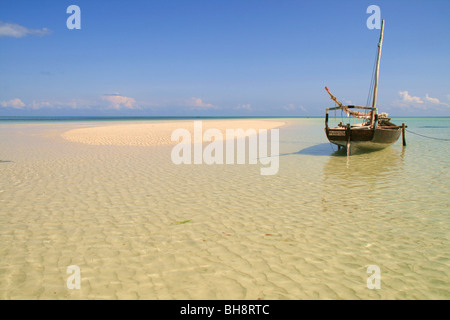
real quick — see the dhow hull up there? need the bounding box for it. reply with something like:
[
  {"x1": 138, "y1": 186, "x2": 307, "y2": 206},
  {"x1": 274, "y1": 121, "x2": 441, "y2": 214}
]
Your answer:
[{"x1": 326, "y1": 126, "x2": 401, "y2": 150}]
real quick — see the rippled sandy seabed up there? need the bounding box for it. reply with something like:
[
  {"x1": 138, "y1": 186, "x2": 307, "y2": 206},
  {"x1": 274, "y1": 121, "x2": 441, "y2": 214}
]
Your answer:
[{"x1": 0, "y1": 118, "x2": 448, "y2": 299}]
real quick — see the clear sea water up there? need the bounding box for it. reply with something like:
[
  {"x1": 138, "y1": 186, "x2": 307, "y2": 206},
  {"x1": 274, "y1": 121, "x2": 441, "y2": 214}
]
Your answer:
[{"x1": 0, "y1": 116, "x2": 448, "y2": 299}]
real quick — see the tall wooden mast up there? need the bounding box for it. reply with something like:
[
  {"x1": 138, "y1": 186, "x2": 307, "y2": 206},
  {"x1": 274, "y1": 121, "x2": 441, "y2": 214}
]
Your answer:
[{"x1": 371, "y1": 19, "x2": 385, "y2": 126}]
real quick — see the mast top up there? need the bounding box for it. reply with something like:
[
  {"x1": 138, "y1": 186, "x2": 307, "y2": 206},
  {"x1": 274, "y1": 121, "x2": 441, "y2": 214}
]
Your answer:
[
  {"x1": 378, "y1": 19, "x2": 385, "y2": 47},
  {"x1": 371, "y1": 19, "x2": 385, "y2": 111}
]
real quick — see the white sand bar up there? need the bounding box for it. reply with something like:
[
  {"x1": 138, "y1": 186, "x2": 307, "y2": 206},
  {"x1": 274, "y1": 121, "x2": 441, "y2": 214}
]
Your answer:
[{"x1": 61, "y1": 120, "x2": 285, "y2": 146}]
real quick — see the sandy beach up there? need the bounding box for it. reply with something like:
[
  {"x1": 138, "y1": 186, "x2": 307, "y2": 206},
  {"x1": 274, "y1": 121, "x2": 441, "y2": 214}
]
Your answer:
[
  {"x1": 0, "y1": 118, "x2": 449, "y2": 300},
  {"x1": 61, "y1": 120, "x2": 285, "y2": 146}
]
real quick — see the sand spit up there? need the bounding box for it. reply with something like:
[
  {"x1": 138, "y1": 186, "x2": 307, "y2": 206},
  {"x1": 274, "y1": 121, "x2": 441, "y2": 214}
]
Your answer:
[{"x1": 61, "y1": 120, "x2": 285, "y2": 146}]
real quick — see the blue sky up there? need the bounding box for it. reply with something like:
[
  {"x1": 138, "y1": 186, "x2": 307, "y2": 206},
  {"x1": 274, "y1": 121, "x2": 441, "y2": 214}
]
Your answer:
[{"x1": 0, "y1": 0, "x2": 449, "y2": 116}]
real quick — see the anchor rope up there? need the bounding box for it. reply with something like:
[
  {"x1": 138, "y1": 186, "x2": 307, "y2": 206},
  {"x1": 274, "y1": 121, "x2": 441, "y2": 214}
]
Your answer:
[{"x1": 405, "y1": 129, "x2": 450, "y2": 141}]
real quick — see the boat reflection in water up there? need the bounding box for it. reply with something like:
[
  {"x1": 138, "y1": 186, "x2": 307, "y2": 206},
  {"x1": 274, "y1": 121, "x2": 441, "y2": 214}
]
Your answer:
[
  {"x1": 323, "y1": 146, "x2": 404, "y2": 181},
  {"x1": 320, "y1": 146, "x2": 405, "y2": 218}
]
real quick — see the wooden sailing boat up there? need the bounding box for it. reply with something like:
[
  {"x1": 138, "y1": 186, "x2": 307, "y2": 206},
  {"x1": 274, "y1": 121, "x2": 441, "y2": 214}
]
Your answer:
[{"x1": 324, "y1": 20, "x2": 406, "y2": 155}]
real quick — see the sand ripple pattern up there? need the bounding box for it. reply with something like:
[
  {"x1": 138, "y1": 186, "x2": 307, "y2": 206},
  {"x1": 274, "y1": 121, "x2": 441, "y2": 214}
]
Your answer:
[{"x1": 0, "y1": 119, "x2": 448, "y2": 299}]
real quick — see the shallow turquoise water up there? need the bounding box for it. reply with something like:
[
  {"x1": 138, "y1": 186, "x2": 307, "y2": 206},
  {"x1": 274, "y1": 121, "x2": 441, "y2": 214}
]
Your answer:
[{"x1": 0, "y1": 117, "x2": 448, "y2": 299}]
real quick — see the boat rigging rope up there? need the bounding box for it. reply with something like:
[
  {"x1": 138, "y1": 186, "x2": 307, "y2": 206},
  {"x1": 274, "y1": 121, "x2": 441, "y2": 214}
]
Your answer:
[
  {"x1": 366, "y1": 49, "x2": 378, "y2": 107},
  {"x1": 405, "y1": 129, "x2": 450, "y2": 141}
]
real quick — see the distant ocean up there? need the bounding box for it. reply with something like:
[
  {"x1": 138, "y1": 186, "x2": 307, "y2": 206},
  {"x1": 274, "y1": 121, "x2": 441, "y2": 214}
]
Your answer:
[{"x1": 0, "y1": 116, "x2": 316, "y2": 123}]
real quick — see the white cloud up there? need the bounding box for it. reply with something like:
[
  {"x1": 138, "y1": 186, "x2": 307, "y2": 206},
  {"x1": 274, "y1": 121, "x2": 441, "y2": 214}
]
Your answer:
[
  {"x1": 234, "y1": 104, "x2": 252, "y2": 111},
  {"x1": 283, "y1": 103, "x2": 306, "y2": 112},
  {"x1": 30, "y1": 99, "x2": 91, "y2": 110},
  {"x1": 9, "y1": 95, "x2": 143, "y2": 111},
  {"x1": 0, "y1": 21, "x2": 52, "y2": 38},
  {"x1": 184, "y1": 97, "x2": 218, "y2": 110},
  {"x1": 398, "y1": 91, "x2": 424, "y2": 104},
  {"x1": 396, "y1": 91, "x2": 450, "y2": 111},
  {"x1": 1, "y1": 95, "x2": 153, "y2": 111},
  {"x1": 0, "y1": 98, "x2": 25, "y2": 109},
  {"x1": 101, "y1": 94, "x2": 138, "y2": 110},
  {"x1": 31, "y1": 100, "x2": 52, "y2": 109},
  {"x1": 425, "y1": 93, "x2": 446, "y2": 105}
]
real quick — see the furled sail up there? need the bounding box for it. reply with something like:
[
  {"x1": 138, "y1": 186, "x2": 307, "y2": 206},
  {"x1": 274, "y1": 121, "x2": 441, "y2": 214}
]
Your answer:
[{"x1": 324, "y1": 86, "x2": 371, "y2": 119}]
